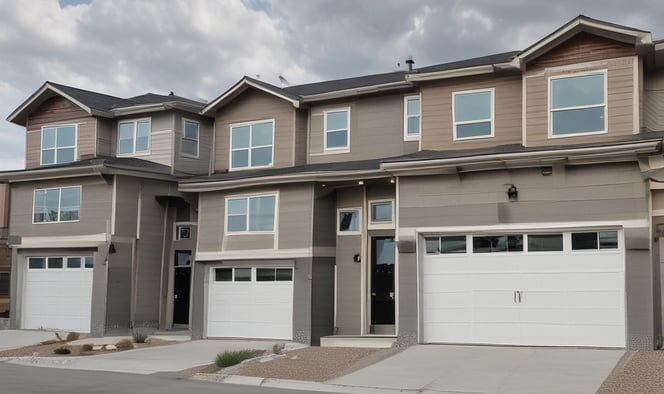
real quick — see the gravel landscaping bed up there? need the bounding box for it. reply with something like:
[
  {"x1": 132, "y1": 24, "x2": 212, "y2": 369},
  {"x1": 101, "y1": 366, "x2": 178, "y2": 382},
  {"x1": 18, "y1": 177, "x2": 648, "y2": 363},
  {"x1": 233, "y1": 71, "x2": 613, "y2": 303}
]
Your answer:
[
  {"x1": 222, "y1": 346, "x2": 402, "y2": 382},
  {"x1": 598, "y1": 351, "x2": 664, "y2": 393},
  {"x1": 0, "y1": 337, "x2": 177, "y2": 357}
]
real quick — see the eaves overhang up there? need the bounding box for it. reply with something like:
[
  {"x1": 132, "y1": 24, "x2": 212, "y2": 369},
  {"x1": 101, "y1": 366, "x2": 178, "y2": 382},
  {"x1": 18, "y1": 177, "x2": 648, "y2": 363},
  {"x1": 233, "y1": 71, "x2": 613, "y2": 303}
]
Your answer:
[
  {"x1": 201, "y1": 77, "x2": 301, "y2": 115},
  {"x1": 406, "y1": 62, "x2": 520, "y2": 82},
  {"x1": 112, "y1": 101, "x2": 205, "y2": 116},
  {"x1": 298, "y1": 81, "x2": 415, "y2": 102},
  {"x1": 0, "y1": 161, "x2": 179, "y2": 183}
]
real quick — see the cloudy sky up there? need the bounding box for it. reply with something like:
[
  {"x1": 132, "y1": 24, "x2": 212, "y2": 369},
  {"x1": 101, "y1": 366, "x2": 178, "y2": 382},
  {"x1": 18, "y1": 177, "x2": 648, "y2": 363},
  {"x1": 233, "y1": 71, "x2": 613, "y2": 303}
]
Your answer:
[{"x1": 0, "y1": 0, "x2": 662, "y2": 170}]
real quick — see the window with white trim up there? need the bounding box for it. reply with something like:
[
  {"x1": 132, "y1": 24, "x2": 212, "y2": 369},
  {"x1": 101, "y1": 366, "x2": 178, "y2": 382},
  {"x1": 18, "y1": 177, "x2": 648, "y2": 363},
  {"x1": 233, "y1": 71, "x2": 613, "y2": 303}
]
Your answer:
[
  {"x1": 176, "y1": 225, "x2": 191, "y2": 240},
  {"x1": 230, "y1": 120, "x2": 274, "y2": 169},
  {"x1": 453, "y1": 89, "x2": 493, "y2": 139},
  {"x1": 118, "y1": 119, "x2": 150, "y2": 155},
  {"x1": 41, "y1": 125, "x2": 76, "y2": 165},
  {"x1": 425, "y1": 236, "x2": 467, "y2": 254},
  {"x1": 369, "y1": 200, "x2": 394, "y2": 229},
  {"x1": 404, "y1": 95, "x2": 420, "y2": 139},
  {"x1": 182, "y1": 120, "x2": 199, "y2": 157},
  {"x1": 324, "y1": 109, "x2": 350, "y2": 151},
  {"x1": 337, "y1": 208, "x2": 361, "y2": 234},
  {"x1": 33, "y1": 186, "x2": 81, "y2": 223},
  {"x1": 550, "y1": 71, "x2": 606, "y2": 136},
  {"x1": 28, "y1": 256, "x2": 92, "y2": 270},
  {"x1": 571, "y1": 231, "x2": 618, "y2": 250},
  {"x1": 256, "y1": 268, "x2": 293, "y2": 282},
  {"x1": 226, "y1": 194, "x2": 276, "y2": 233}
]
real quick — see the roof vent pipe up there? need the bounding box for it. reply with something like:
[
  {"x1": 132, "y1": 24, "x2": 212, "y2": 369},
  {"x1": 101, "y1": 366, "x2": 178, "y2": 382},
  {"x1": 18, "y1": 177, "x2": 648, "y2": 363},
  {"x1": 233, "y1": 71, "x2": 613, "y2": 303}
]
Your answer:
[{"x1": 406, "y1": 56, "x2": 415, "y2": 72}]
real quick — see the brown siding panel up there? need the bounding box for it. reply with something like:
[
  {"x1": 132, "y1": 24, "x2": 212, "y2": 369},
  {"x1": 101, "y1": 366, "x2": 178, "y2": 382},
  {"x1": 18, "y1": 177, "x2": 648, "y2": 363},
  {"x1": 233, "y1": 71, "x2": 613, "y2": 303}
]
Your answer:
[{"x1": 645, "y1": 70, "x2": 664, "y2": 131}]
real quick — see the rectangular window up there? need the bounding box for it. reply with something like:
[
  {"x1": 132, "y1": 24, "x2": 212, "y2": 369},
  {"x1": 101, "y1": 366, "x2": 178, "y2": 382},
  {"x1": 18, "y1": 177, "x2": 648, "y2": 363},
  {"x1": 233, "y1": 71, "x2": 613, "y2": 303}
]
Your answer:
[
  {"x1": 33, "y1": 186, "x2": 81, "y2": 223},
  {"x1": 234, "y1": 268, "x2": 252, "y2": 282},
  {"x1": 453, "y1": 89, "x2": 493, "y2": 140},
  {"x1": 0, "y1": 272, "x2": 8, "y2": 296},
  {"x1": 324, "y1": 109, "x2": 350, "y2": 151},
  {"x1": 84, "y1": 257, "x2": 94, "y2": 269},
  {"x1": 369, "y1": 200, "x2": 394, "y2": 227},
  {"x1": 404, "y1": 95, "x2": 420, "y2": 139},
  {"x1": 230, "y1": 120, "x2": 274, "y2": 169},
  {"x1": 66, "y1": 257, "x2": 81, "y2": 269},
  {"x1": 41, "y1": 125, "x2": 76, "y2": 165},
  {"x1": 425, "y1": 236, "x2": 467, "y2": 254},
  {"x1": 176, "y1": 225, "x2": 191, "y2": 240},
  {"x1": 175, "y1": 250, "x2": 191, "y2": 266},
  {"x1": 256, "y1": 268, "x2": 293, "y2": 282},
  {"x1": 226, "y1": 194, "x2": 276, "y2": 233},
  {"x1": 215, "y1": 268, "x2": 232, "y2": 282},
  {"x1": 338, "y1": 209, "x2": 360, "y2": 234},
  {"x1": 572, "y1": 231, "x2": 618, "y2": 250},
  {"x1": 528, "y1": 234, "x2": 563, "y2": 252},
  {"x1": 550, "y1": 72, "x2": 606, "y2": 136},
  {"x1": 118, "y1": 119, "x2": 150, "y2": 155},
  {"x1": 182, "y1": 120, "x2": 199, "y2": 157},
  {"x1": 473, "y1": 234, "x2": 523, "y2": 253},
  {"x1": 47, "y1": 257, "x2": 63, "y2": 269},
  {"x1": 28, "y1": 257, "x2": 46, "y2": 269}
]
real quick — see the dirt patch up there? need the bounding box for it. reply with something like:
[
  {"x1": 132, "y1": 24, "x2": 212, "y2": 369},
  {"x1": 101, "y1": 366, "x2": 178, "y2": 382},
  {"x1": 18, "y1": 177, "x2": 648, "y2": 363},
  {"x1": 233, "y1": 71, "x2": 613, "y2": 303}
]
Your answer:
[
  {"x1": 0, "y1": 337, "x2": 178, "y2": 358},
  {"x1": 225, "y1": 346, "x2": 401, "y2": 382},
  {"x1": 597, "y1": 351, "x2": 664, "y2": 393}
]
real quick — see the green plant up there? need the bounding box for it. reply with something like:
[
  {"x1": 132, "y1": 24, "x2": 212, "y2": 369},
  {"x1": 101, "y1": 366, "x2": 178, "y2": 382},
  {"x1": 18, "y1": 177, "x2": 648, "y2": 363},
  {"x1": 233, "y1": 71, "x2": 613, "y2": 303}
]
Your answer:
[
  {"x1": 81, "y1": 344, "x2": 93, "y2": 352},
  {"x1": 272, "y1": 343, "x2": 285, "y2": 355},
  {"x1": 215, "y1": 349, "x2": 256, "y2": 368},
  {"x1": 116, "y1": 339, "x2": 134, "y2": 349},
  {"x1": 132, "y1": 332, "x2": 147, "y2": 343},
  {"x1": 53, "y1": 347, "x2": 71, "y2": 355},
  {"x1": 65, "y1": 332, "x2": 80, "y2": 342}
]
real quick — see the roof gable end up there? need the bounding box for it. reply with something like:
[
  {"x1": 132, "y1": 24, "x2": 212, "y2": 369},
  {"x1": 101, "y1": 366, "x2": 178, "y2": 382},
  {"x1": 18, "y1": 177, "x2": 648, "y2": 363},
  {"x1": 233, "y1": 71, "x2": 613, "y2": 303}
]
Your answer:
[{"x1": 201, "y1": 77, "x2": 301, "y2": 115}]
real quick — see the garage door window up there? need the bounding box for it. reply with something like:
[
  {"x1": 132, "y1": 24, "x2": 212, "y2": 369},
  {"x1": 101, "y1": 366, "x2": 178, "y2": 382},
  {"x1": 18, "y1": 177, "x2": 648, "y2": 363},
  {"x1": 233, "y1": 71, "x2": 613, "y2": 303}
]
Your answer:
[
  {"x1": 48, "y1": 258, "x2": 63, "y2": 269},
  {"x1": 425, "y1": 236, "x2": 467, "y2": 254},
  {"x1": 527, "y1": 234, "x2": 563, "y2": 252},
  {"x1": 473, "y1": 235, "x2": 523, "y2": 253},
  {"x1": 257, "y1": 268, "x2": 293, "y2": 282},
  {"x1": 215, "y1": 268, "x2": 232, "y2": 282},
  {"x1": 572, "y1": 231, "x2": 618, "y2": 250},
  {"x1": 28, "y1": 257, "x2": 46, "y2": 269}
]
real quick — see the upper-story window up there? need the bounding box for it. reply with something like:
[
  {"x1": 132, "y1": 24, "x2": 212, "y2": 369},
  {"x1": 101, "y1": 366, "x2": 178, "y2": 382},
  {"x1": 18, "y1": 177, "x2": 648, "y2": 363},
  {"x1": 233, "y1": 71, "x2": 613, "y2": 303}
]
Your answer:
[
  {"x1": 33, "y1": 186, "x2": 81, "y2": 224},
  {"x1": 550, "y1": 71, "x2": 606, "y2": 137},
  {"x1": 41, "y1": 125, "x2": 76, "y2": 165},
  {"x1": 368, "y1": 200, "x2": 394, "y2": 229},
  {"x1": 230, "y1": 120, "x2": 274, "y2": 170},
  {"x1": 453, "y1": 89, "x2": 494, "y2": 140},
  {"x1": 404, "y1": 95, "x2": 420, "y2": 140},
  {"x1": 324, "y1": 108, "x2": 350, "y2": 151},
  {"x1": 226, "y1": 193, "x2": 277, "y2": 233},
  {"x1": 118, "y1": 119, "x2": 150, "y2": 155},
  {"x1": 182, "y1": 120, "x2": 199, "y2": 157}
]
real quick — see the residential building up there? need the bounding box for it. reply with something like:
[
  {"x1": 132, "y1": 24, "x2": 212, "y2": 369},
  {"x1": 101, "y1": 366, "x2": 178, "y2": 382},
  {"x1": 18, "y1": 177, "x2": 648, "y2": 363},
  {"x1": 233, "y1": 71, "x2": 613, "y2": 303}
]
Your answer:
[{"x1": 0, "y1": 183, "x2": 10, "y2": 316}]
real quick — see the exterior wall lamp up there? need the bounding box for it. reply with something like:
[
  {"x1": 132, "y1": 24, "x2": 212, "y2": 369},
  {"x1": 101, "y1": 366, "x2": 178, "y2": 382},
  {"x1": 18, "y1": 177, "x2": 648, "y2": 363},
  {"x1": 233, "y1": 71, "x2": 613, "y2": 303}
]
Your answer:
[{"x1": 507, "y1": 184, "x2": 518, "y2": 201}]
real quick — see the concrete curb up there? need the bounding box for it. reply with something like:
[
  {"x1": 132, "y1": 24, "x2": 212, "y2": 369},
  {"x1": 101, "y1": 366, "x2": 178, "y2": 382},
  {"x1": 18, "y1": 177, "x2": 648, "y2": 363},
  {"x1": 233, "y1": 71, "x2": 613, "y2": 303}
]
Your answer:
[{"x1": 192, "y1": 373, "x2": 420, "y2": 393}]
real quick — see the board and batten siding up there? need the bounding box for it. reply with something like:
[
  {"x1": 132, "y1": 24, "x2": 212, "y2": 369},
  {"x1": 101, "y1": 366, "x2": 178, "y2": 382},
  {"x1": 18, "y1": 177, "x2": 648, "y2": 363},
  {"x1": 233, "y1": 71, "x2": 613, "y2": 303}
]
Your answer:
[
  {"x1": 9, "y1": 176, "x2": 112, "y2": 238},
  {"x1": 644, "y1": 70, "x2": 664, "y2": 131},
  {"x1": 420, "y1": 75, "x2": 522, "y2": 151},
  {"x1": 213, "y1": 89, "x2": 296, "y2": 173},
  {"x1": 173, "y1": 112, "x2": 214, "y2": 175},
  {"x1": 25, "y1": 97, "x2": 96, "y2": 168},
  {"x1": 0, "y1": 183, "x2": 9, "y2": 229},
  {"x1": 307, "y1": 93, "x2": 419, "y2": 164},
  {"x1": 197, "y1": 183, "x2": 314, "y2": 253}
]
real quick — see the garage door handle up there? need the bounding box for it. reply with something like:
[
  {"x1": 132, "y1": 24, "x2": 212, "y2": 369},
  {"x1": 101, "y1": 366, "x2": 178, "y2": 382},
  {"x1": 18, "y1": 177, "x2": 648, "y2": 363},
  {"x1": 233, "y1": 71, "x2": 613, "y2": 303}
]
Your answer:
[{"x1": 513, "y1": 291, "x2": 517, "y2": 303}]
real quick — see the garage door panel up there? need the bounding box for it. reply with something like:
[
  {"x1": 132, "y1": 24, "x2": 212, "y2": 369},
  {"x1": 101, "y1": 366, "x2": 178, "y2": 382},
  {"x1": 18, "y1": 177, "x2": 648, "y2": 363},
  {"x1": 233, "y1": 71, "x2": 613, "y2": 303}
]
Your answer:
[
  {"x1": 567, "y1": 308, "x2": 624, "y2": 325},
  {"x1": 519, "y1": 324, "x2": 570, "y2": 346},
  {"x1": 424, "y1": 323, "x2": 472, "y2": 343},
  {"x1": 474, "y1": 273, "x2": 521, "y2": 289},
  {"x1": 424, "y1": 291, "x2": 470, "y2": 307},
  {"x1": 564, "y1": 273, "x2": 623, "y2": 290},
  {"x1": 570, "y1": 325, "x2": 625, "y2": 347},
  {"x1": 422, "y1": 274, "x2": 472, "y2": 291},
  {"x1": 424, "y1": 307, "x2": 472, "y2": 323},
  {"x1": 473, "y1": 323, "x2": 521, "y2": 344},
  {"x1": 474, "y1": 290, "x2": 518, "y2": 307}
]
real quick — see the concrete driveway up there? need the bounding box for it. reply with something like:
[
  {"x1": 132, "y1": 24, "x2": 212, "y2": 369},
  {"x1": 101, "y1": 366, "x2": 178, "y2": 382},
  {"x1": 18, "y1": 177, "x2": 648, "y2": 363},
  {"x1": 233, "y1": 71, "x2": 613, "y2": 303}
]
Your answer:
[
  {"x1": 329, "y1": 345, "x2": 624, "y2": 394},
  {"x1": 0, "y1": 330, "x2": 60, "y2": 351}
]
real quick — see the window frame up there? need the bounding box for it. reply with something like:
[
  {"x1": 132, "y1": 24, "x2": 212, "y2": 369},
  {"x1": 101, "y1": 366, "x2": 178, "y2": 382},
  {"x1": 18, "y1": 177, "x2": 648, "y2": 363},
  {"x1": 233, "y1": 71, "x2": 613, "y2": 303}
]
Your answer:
[
  {"x1": 225, "y1": 192, "x2": 278, "y2": 234},
  {"x1": 32, "y1": 185, "x2": 82, "y2": 224},
  {"x1": 0, "y1": 272, "x2": 9, "y2": 296},
  {"x1": 176, "y1": 225, "x2": 191, "y2": 240},
  {"x1": 452, "y1": 88, "x2": 495, "y2": 141},
  {"x1": 337, "y1": 207, "x2": 361, "y2": 235},
  {"x1": 403, "y1": 95, "x2": 421, "y2": 141},
  {"x1": 40, "y1": 124, "x2": 78, "y2": 166},
  {"x1": 181, "y1": 118, "x2": 200, "y2": 158},
  {"x1": 117, "y1": 118, "x2": 151, "y2": 156},
  {"x1": 229, "y1": 119, "x2": 275, "y2": 171},
  {"x1": 27, "y1": 256, "x2": 92, "y2": 271},
  {"x1": 548, "y1": 70, "x2": 608, "y2": 139},
  {"x1": 323, "y1": 108, "x2": 351, "y2": 152},
  {"x1": 368, "y1": 199, "x2": 395, "y2": 230}
]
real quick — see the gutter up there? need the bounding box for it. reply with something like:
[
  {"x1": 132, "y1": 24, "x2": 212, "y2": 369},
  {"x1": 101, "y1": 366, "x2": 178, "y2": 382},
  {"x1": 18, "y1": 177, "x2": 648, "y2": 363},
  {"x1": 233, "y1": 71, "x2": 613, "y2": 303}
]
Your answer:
[
  {"x1": 299, "y1": 81, "x2": 414, "y2": 102},
  {"x1": 0, "y1": 162, "x2": 106, "y2": 183},
  {"x1": 112, "y1": 101, "x2": 204, "y2": 116}
]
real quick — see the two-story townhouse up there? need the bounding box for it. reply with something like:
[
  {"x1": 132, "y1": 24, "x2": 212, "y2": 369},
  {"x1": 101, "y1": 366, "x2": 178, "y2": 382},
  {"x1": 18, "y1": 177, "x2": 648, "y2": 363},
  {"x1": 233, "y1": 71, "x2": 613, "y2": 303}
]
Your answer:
[
  {"x1": 1, "y1": 82, "x2": 213, "y2": 335},
  {"x1": 181, "y1": 15, "x2": 664, "y2": 350},
  {"x1": 0, "y1": 183, "x2": 10, "y2": 318}
]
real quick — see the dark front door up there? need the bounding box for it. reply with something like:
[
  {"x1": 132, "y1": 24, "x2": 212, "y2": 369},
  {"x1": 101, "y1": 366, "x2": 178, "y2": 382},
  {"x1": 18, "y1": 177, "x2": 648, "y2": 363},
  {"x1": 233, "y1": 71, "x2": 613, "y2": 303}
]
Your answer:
[
  {"x1": 173, "y1": 250, "x2": 191, "y2": 326},
  {"x1": 371, "y1": 237, "x2": 395, "y2": 325}
]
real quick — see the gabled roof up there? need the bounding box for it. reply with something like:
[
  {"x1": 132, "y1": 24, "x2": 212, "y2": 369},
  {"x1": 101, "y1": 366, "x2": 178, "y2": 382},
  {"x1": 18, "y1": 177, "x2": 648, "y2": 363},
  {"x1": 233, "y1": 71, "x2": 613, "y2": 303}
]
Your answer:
[
  {"x1": 7, "y1": 82, "x2": 207, "y2": 126},
  {"x1": 201, "y1": 76, "x2": 302, "y2": 115},
  {"x1": 285, "y1": 71, "x2": 410, "y2": 98}
]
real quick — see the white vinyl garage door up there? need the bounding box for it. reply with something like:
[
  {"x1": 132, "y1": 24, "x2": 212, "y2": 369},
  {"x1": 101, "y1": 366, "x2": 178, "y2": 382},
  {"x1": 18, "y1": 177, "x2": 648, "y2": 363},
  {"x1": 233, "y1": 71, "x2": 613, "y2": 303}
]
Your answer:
[
  {"x1": 422, "y1": 230, "x2": 625, "y2": 347},
  {"x1": 207, "y1": 266, "x2": 294, "y2": 340},
  {"x1": 23, "y1": 256, "x2": 94, "y2": 333}
]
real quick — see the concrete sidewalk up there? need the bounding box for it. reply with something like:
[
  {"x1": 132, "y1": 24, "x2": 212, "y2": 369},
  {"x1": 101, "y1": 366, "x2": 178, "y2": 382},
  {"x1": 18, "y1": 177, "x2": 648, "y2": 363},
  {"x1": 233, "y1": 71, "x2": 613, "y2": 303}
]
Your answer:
[{"x1": 0, "y1": 330, "x2": 60, "y2": 351}]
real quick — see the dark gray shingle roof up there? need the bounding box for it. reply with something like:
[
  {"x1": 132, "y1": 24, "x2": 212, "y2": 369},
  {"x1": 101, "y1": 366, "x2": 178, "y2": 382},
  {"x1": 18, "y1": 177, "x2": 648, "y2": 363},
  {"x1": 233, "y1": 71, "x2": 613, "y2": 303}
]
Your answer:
[
  {"x1": 284, "y1": 71, "x2": 409, "y2": 96},
  {"x1": 48, "y1": 82, "x2": 133, "y2": 112}
]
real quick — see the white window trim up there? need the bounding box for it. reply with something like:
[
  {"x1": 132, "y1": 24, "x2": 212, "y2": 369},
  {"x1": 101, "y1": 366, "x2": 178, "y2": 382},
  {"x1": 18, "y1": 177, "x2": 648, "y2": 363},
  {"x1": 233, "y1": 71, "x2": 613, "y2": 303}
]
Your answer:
[
  {"x1": 32, "y1": 185, "x2": 82, "y2": 224},
  {"x1": 337, "y1": 207, "x2": 362, "y2": 235},
  {"x1": 548, "y1": 70, "x2": 608, "y2": 139},
  {"x1": 368, "y1": 199, "x2": 395, "y2": 230},
  {"x1": 229, "y1": 119, "x2": 275, "y2": 171},
  {"x1": 403, "y1": 95, "x2": 421, "y2": 141},
  {"x1": 117, "y1": 118, "x2": 151, "y2": 156},
  {"x1": 181, "y1": 118, "x2": 200, "y2": 158},
  {"x1": 224, "y1": 192, "x2": 279, "y2": 235},
  {"x1": 175, "y1": 225, "x2": 192, "y2": 241},
  {"x1": 452, "y1": 88, "x2": 495, "y2": 141},
  {"x1": 323, "y1": 107, "x2": 350, "y2": 152},
  {"x1": 40, "y1": 124, "x2": 78, "y2": 166},
  {"x1": 27, "y1": 256, "x2": 92, "y2": 271}
]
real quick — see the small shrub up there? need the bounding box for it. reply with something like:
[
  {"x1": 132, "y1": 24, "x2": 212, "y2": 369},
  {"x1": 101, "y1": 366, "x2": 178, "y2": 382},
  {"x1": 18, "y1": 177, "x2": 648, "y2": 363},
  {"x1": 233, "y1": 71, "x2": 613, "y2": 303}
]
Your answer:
[
  {"x1": 54, "y1": 332, "x2": 65, "y2": 342},
  {"x1": 132, "y1": 332, "x2": 147, "y2": 343},
  {"x1": 116, "y1": 339, "x2": 134, "y2": 349},
  {"x1": 273, "y1": 343, "x2": 285, "y2": 355},
  {"x1": 53, "y1": 347, "x2": 71, "y2": 355},
  {"x1": 215, "y1": 349, "x2": 256, "y2": 368},
  {"x1": 65, "y1": 332, "x2": 80, "y2": 342},
  {"x1": 40, "y1": 339, "x2": 58, "y2": 345},
  {"x1": 81, "y1": 344, "x2": 93, "y2": 352}
]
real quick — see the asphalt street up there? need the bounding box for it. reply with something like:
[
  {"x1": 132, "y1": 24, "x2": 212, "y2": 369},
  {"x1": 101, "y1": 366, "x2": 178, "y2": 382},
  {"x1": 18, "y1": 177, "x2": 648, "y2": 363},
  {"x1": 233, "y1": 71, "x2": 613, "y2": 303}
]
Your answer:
[{"x1": 0, "y1": 362, "x2": 335, "y2": 394}]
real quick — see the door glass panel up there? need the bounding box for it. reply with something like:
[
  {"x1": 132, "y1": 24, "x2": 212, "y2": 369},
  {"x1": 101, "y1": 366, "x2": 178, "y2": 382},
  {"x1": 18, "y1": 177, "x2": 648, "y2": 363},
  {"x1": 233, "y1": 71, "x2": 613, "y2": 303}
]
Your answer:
[
  {"x1": 441, "y1": 236, "x2": 467, "y2": 253},
  {"x1": 276, "y1": 268, "x2": 293, "y2": 281},
  {"x1": 215, "y1": 268, "x2": 232, "y2": 282},
  {"x1": 572, "y1": 232, "x2": 598, "y2": 250},
  {"x1": 256, "y1": 268, "x2": 276, "y2": 282},
  {"x1": 425, "y1": 237, "x2": 440, "y2": 254},
  {"x1": 528, "y1": 234, "x2": 563, "y2": 252},
  {"x1": 28, "y1": 257, "x2": 46, "y2": 269},
  {"x1": 48, "y1": 257, "x2": 63, "y2": 269},
  {"x1": 375, "y1": 238, "x2": 395, "y2": 265},
  {"x1": 599, "y1": 231, "x2": 618, "y2": 249},
  {"x1": 234, "y1": 268, "x2": 251, "y2": 281},
  {"x1": 175, "y1": 251, "x2": 191, "y2": 266},
  {"x1": 84, "y1": 257, "x2": 94, "y2": 269}
]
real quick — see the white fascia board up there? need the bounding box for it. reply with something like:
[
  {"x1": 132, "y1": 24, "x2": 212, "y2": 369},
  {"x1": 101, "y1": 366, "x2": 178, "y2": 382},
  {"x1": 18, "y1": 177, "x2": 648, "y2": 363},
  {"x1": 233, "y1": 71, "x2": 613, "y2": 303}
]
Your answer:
[
  {"x1": 196, "y1": 248, "x2": 311, "y2": 261},
  {"x1": 299, "y1": 81, "x2": 414, "y2": 102},
  {"x1": 14, "y1": 233, "x2": 109, "y2": 248},
  {"x1": 7, "y1": 83, "x2": 94, "y2": 124},
  {"x1": 406, "y1": 65, "x2": 495, "y2": 82},
  {"x1": 0, "y1": 164, "x2": 105, "y2": 183},
  {"x1": 201, "y1": 79, "x2": 300, "y2": 115}
]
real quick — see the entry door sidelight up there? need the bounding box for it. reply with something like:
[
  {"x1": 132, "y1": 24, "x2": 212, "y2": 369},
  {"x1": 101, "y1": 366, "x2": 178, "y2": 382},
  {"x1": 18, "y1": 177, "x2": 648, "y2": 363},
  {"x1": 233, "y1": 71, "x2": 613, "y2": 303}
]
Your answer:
[
  {"x1": 173, "y1": 250, "x2": 191, "y2": 326},
  {"x1": 371, "y1": 237, "x2": 396, "y2": 325}
]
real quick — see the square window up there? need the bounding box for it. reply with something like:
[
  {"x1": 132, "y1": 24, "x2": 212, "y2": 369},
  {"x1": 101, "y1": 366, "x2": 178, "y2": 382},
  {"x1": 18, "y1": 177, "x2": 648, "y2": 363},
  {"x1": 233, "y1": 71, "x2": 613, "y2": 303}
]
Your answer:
[
  {"x1": 338, "y1": 209, "x2": 360, "y2": 234},
  {"x1": 441, "y1": 236, "x2": 467, "y2": 254},
  {"x1": 28, "y1": 257, "x2": 46, "y2": 269},
  {"x1": 234, "y1": 268, "x2": 251, "y2": 282},
  {"x1": 230, "y1": 121, "x2": 274, "y2": 170},
  {"x1": 84, "y1": 257, "x2": 94, "y2": 269},
  {"x1": 324, "y1": 109, "x2": 349, "y2": 150},
  {"x1": 370, "y1": 201, "x2": 393, "y2": 225},
  {"x1": 256, "y1": 268, "x2": 276, "y2": 282},
  {"x1": 175, "y1": 251, "x2": 191, "y2": 266},
  {"x1": 425, "y1": 237, "x2": 440, "y2": 254},
  {"x1": 275, "y1": 268, "x2": 293, "y2": 281},
  {"x1": 47, "y1": 257, "x2": 63, "y2": 269},
  {"x1": 454, "y1": 90, "x2": 493, "y2": 139},
  {"x1": 599, "y1": 231, "x2": 618, "y2": 249},
  {"x1": 226, "y1": 195, "x2": 276, "y2": 233},
  {"x1": 176, "y1": 225, "x2": 191, "y2": 240},
  {"x1": 550, "y1": 72, "x2": 606, "y2": 136},
  {"x1": 215, "y1": 268, "x2": 232, "y2": 282},
  {"x1": 67, "y1": 257, "x2": 81, "y2": 269},
  {"x1": 41, "y1": 125, "x2": 76, "y2": 165},
  {"x1": 118, "y1": 119, "x2": 151, "y2": 155},
  {"x1": 572, "y1": 232, "x2": 599, "y2": 250}
]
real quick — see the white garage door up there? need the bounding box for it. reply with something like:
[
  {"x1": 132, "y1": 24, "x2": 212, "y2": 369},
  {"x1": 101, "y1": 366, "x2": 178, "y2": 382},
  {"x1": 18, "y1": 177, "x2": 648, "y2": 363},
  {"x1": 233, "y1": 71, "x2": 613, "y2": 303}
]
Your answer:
[
  {"x1": 422, "y1": 230, "x2": 625, "y2": 347},
  {"x1": 23, "y1": 256, "x2": 94, "y2": 333},
  {"x1": 207, "y1": 266, "x2": 293, "y2": 340}
]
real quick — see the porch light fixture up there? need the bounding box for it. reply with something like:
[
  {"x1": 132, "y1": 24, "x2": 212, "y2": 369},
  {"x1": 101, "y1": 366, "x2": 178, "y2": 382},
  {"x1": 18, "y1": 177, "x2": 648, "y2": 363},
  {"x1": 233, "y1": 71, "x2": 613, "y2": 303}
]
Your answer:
[
  {"x1": 108, "y1": 243, "x2": 116, "y2": 254},
  {"x1": 358, "y1": 180, "x2": 364, "y2": 185},
  {"x1": 353, "y1": 253, "x2": 361, "y2": 263},
  {"x1": 389, "y1": 178, "x2": 396, "y2": 184},
  {"x1": 506, "y1": 184, "x2": 518, "y2": 201}
]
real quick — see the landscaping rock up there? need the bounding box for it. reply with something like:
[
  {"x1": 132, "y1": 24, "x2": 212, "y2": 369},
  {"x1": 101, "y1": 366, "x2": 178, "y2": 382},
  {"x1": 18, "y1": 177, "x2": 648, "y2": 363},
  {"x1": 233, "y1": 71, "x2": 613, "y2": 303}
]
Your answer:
[
  {"x1": 104, "y1": 344, "x2": 117, "y2": 350},
  {"x1": 92, "y1": 345, "x2": 103, "y2": 351}
]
